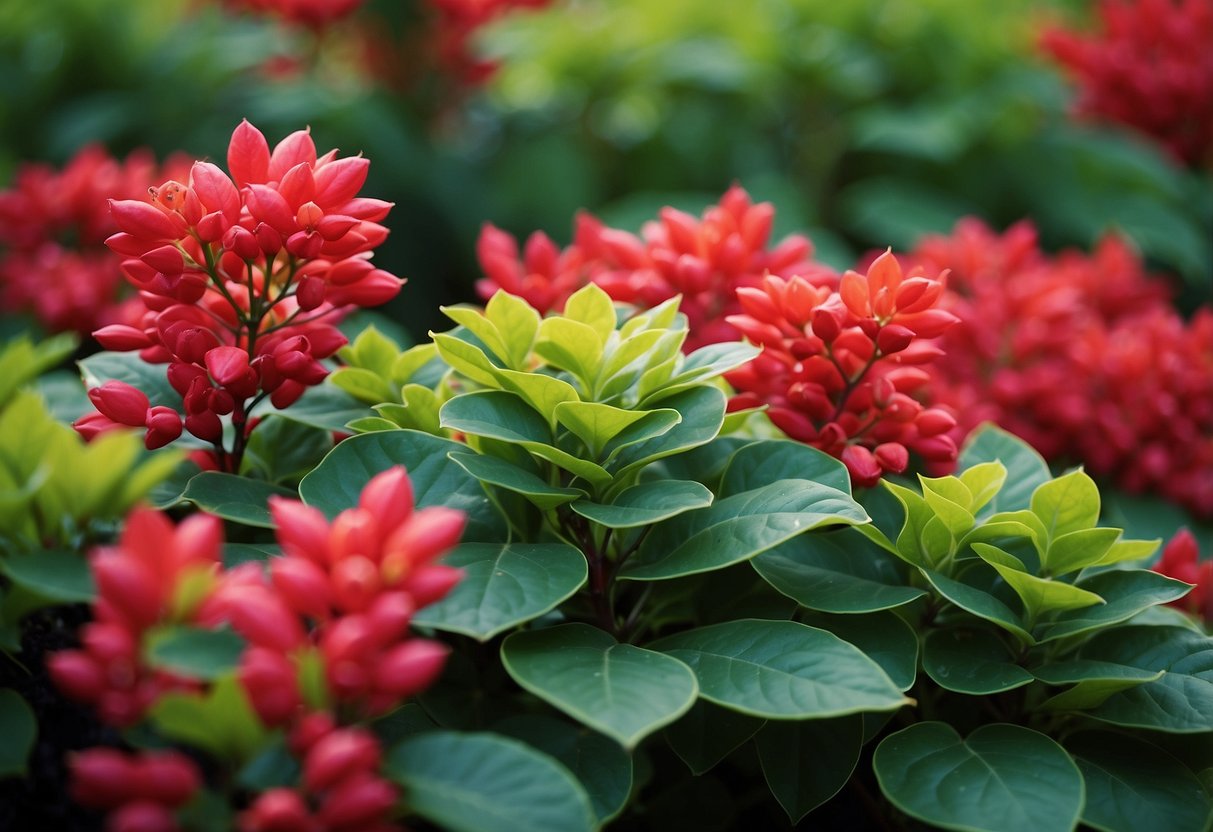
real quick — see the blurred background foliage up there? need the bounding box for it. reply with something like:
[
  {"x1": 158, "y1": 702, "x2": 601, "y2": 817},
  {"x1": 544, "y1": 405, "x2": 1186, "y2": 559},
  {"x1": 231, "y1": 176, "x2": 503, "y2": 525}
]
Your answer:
[{"x1": 0, "y1": 0, "x2": 1209, "y2": 334}]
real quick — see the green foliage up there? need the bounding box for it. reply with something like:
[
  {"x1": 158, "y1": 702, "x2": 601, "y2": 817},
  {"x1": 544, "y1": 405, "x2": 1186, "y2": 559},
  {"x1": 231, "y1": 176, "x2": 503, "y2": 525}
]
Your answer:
[{"x1": 0, "y1": 689, "x2": 36, "y2": 779}]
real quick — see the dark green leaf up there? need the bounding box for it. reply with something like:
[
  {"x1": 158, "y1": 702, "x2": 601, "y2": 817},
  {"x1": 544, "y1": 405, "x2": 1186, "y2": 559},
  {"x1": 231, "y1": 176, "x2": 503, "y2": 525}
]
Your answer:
[
  {"x1": 0, "y1": 689, "x2": 35, "y2": 778},
  {"x1": 874, "y1": 722, "x2": 1084, "y2": 832},
  {"x1": 182, "y1": 472, "x2": 294, "y2": 528},
  {"x1": 387, "y1": 731, "x2": 596, "y2": 832},
  {"x1": 413, "y1": 543, "x2": 587, "y2": 641},
  {"x1": 610, "y1": 386, "x2": 727, "y2": 476},
  {"x1": 501, "y1": 623, "x2": 698, "y2": 749},
  {"x1": 1039, "y1": 569, "x2": 1193, "y2": 643},
  {"x1": 922, "y1": 568, "x2": 1033, "y2": 645},
  {"x1": 145, "y1": 626, "x2": 245, "y2": 681},
  {"x1": 569, "y1": 480, "x2": 712, "y2": 528},
  {"x1": 756, "y1": 715, "x2": 863, "y2": 823},
  {"x1": 719, "y1": 438, "x2": 852, "y2": 497},
  {"x1": 1, "y1": 549, "x2": 94, "y2": 603},
  {"x1": 663, "y1": 699, "x2": 764, "y2": 776},
  {"x1": 449, "y1": 452, "x2": 586, "y2": 510},
  {"x1": 923, "y1": 627, "x2": 1034, "y2": 694},
  {"x1": 801, "y1": 610, "x2": 919, "y2": 691}
]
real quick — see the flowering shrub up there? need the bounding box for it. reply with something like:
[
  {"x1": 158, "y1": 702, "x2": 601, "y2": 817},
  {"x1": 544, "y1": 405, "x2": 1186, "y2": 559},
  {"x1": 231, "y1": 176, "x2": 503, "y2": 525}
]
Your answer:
[
  {"x1": 46, "y1": 466, "x2": 462, "y2": 831},
  {"x1": 909, "y1": 218, "x2": 1213, "y2": 517},
  {"x1": 1040, "y1": 0, "x2": 1213, "y2": 166},
  {"x1": 0, "y1": 145, "x2": 190, "y2": 335},
  {"x1": 74, "y1": 120, "x2": 401, "y2": 472}
]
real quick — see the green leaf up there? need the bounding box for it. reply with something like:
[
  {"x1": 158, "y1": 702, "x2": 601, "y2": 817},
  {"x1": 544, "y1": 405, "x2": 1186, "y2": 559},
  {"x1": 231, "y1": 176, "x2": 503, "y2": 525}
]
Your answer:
[
  {"x1": 182, "y1": 472, "x2": 294, "y2": 528},
  {"x1": 145, "y1": 626, "x2": 246, "y2": 681},
  {"x1": 1034, "y1": 660, "x2": 1164, "y2": 712},
  {"x1": 923, "y1": 627, "x2": 1034, "y2": 694},
  {"x1": 599, "y1": 408, "x2": 682, "y2": 465},
  {"x1": 79, "y1": 350, "x2": 179, "y2": 409},
  {"x1": 432, "y1": 331, "x2": 503, "y2": 387},
  {"x1": 1072, "y1": 626, "x2": 1213, "y2": 732},
  {"x1": 884, "y1": 481, "x2": 940, "y2": 568},
  {"x1": 242, "y1": 417, "x2": 334, "y2": 485},
  {"x1": 569, "y1": 480, "x2": 712, "y2": 529},
  {"x1": 386, "y1": 731, "x2": 596, "y2": 832},
  {"x1": 921, "y1": 568, "x2": 1034, "y2": 645},
  {"x1": 298, "y1": 430, "x2": 504, "y2": 543},
  {"x1": 236, "y1": 737, "x2": 300, "y2": 791},
  {"x1": 1043, "y1": 527, "x2": 1122, "y2": 575},
  {"x1": 0, "y1": 689, "x2": 36, "y2": 778},
  {"x1": 329, "y1": 366, "x2": 395, "y2": 405},
  {"x1": 876, "y1": 723, "x2": 1085, "y2": 832},
  {"x1": 959, "y1": 425, "x2": 1051, "y2": 517},
  {"x1": 495, "y1": 368, "x2": 583, "y2": 426},
  {"x1": 621, "y1": 479, "x2": 868, "y2": 581},
  {"x1": 338, "y1": 324, "x2": 404, "y2": 377},
  {"x1": 562, "y1": 282, "x2": 617, "y2": 342},
  {"x1": 663, "y1": 699, "x2": 764, "y2": 775},
  {"x1": 449, "y1": 452, "x2": 586, "y2": 510},
  {"x1": 413, "y1": 543, "x2": 587, "y2": 641},
  {"x1": 501, "y1": 623, "x2": 698, "y2": 749},
  {"x1": 494, "y1": 714, "x2": 633, "y2": 824},
  {"x1": 801, "y1": 611, "x2": 919, "y2": 692},
  {"x1": 958, "y1": 461, "x2": 1008, "y2": 516},
  {"x1": 1066, "y1": 731, "x2": 1212, "y2": 832},
  {"x1": 756, "y1": 715, "x2": 863, "y2": 823},
  {"x1": 1095, "y1": 537, "x2": 1161, "y2": 567},
  {"x1": 1032, "y1": 469, "x2": 1100, "y2": 541},
  {"x1": 751, "y1": 528, "x2": 926, "y2": 614},
  {"x1": 442, "y1": 305, "x2": 513, "y2": 367},
  {"x1": 609, "y1": 386, "x2": 726, "y2": 477},
  {"x1": 149, "y1": 674, "x2": 267, "y2": 761},
  {"x1": 719, "y1": 438, "x2": 852, "y2": 497},
  {"x1": 554, "y1": 400, "x2": 661, "y2": 459},
  {"x1": 484, "y1": 290, "x2": 541, "y2": 368},
  {"x1": 1039, "y1": 569, "x2": 1193, "y2": 643},
  {"x1": 649, "y1": 619, "x2": 907, "y2": 719},
  {"x1": 263, "y1": 382, "x2": 372, "y2": 432},
  {"x1": 974, "y1": 543, "x2": 1105, "y2": 621},
  {"x1": 1, "y1": 549, "x2": 94, "y2": 603},
  {"x1": 535, "y1": 318, "x2": 604, "y2": 388}
]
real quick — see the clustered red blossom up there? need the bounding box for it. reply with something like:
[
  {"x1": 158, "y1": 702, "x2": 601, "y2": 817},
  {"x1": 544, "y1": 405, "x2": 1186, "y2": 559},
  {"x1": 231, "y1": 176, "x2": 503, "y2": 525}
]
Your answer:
[
  {"x1": 69, "y1": 748, "x2": 202, "y2": 832},
  {"x1": 1040, "y1": 0, "x2": 1213, "y2": 166},
  {"x1": 224, "y1": 0, "x2": 367, "y2": 28},
  {"x1": 908, "y1": 218, "x2": 1213, "y2": 517},
  {"x1": 724, "y1": 252, "x2": 960, "y2": 486},
  {"x1": 49, "y1": 466, "x2": 463, "y2": 832},
  {"x1": 1153, "y1": 529, "x2": 1213, "y2": 624},
  {"x1": 74, "y1": 120, "x2": 401, "y2": 473},
  {"x1": 477, "y1": 185, "x2": 831, "y2": 350},
  {"x1": 0, "y1": 145, "x2": 190, "y2": 335}
]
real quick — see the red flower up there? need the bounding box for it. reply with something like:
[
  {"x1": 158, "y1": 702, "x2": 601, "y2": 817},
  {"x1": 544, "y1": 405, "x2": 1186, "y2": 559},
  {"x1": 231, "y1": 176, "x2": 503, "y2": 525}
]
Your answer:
[{"x1": 1153, "y1": 529, "x2": 1213, "y2": 623}]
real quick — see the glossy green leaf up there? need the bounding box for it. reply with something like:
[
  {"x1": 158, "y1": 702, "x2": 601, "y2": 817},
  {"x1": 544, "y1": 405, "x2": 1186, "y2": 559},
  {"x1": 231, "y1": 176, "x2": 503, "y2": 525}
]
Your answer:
[
  {"x1": 874, "y1": 722, "x2": 1084, "y2": 832},
  {"x1": 563, "y1": 282, "x2": 617, "y2": 341},
  {"x1": 1043, "y1": 527, "x2": 1122, "y2": 575},
  {"x1": 413, "y1": 543, "x2": 587, "y2": 641},
  {"x1": 599, "y1": 408, "x2": 682, "y2": 465},
  {"x1": 484, "y1": 290, "x2": 541, "y2": 367},
  {"x1": 1073, "y1": 625, "x2": 1213, "y2": 732},
  {"x1": 569, "y1": 479, "x2": 712, "y2": 528},
  {"x1": 236, "y1": 737, "x2": 300, "y2": 792},
  {"x1": 329, "y1": 366, "x2": 395, "y2": 406},
  {"x1": 751, "y1": 528, "x2": 926, "y2": 613},
  {"x1": 923, "y1": 627, "x2": 1034, "y2": 694},
  {"x1": 494, "y1": 714, "x2": 633, "y2": 824},
  {"x1": 922, "y1": 568, "x2": 1034, "y2": 645},
  {"x1": 756, "y1": 715, "x2": 863, "y2": 823},
  {"x1": 79, "y1": 350, "x2": 179, "y2": 409},
  {"x1": 242, "y1": 417, "x2": 334, "y2": 485},
  {"x1": 502, "y1": 624, "x2": 698, "y2": 749},
  {"x1": 298, "y1": 430, "x2": 504, "y2": 542},
  {"x1": 620, "y1": 478, "x2": 868, "y2": 581},
  {"x1": 432, "y1": 331, "x2": 502, "y2": 387},
  {"x1": 958, "y1": 461, "x2": 1008, "y2": 516},
  {"x1": 386, "y1": 731, "x2": 596, "y2": 832},
  {"x1": 338, "y1": 324, "x2": 404, "y2": 377},
  {"x1": 442, "y1": 305, "x2": 513, "y2": 366},
  {"x1": 884, "y1": 481, "x2": 940, "y2": 568},
  {"x1": 1039, "y1": 569, "x2": 1193, "y2": 643},
  {"x1": 959, "y1": 426, "x2": 1051, "y2": 517},
  {"x1": 1094, "y1": 537, "x2": 1161, "y2": 567},
  {"x1": 801, "y1": 610, "x2": 919, "y2": 691},
  {"x1": 1032, "y1": 469, "x2": 1100, "y2": 541},
  {"x1": 974, "y1": 543, "x2": 1104, "y2": 621},
  {"x1": 1, "y1": 549, "x2": 94, "y2": 603},
  {"x1": 264, "y1": 382, "x2": 372, "y2": 433},
  {"x1": 535, "y1": 318, "x2": 603, "y2": 387},
  {"x1": 663, "y1": 699, "x2": 764, "y2": 775},
  {"x1": 495, "y1": 368, "x2": 583, "y2": 425},
  {"x1": 649, "y1": 619, "x2": 907, "y2": 718},
  {"x1": 145, "y1": 626, "x2": 245, "y2": 681},
  {"x1": 719, "y1": 438, "x2": 852, "y2": 497},
  {"x1": 1035, "y1": 660, "x2": 1164, "y2": 712},
  {"x1": 555, "y1": 400, "x2": 659, "y2": 459},
  {"x1": 1067, "y1": 731, "x2": 1212, "y2": 832},
  {"x1": 449, "y1": 452, "x2": 586, "y2": 510},
  {"x1": 182, "y1": 472, "x2": 294, "y2": 528},
  {"x1": 609, "y1": 386, "x2": 726, "y2": 477},
  {"x1": 0, "y1": 689, "x2": 35, "y2": 778}
]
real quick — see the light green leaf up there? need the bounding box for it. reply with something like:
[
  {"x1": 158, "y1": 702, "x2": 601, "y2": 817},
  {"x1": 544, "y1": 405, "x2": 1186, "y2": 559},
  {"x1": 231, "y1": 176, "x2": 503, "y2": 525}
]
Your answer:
[
  {"x1": 569, "y1": 480, "x2": 712, "y2": 528},
  {"x1": 958, "y1": 461, "x2": 1008, "y2": 516},
  {"x1": 1067, "y1": 731, "x2": 1212, "y2": 832},
  {"x1": 554, "y1": 400, "x2": 658, "y2": 459},
  {"x1": 536, "y1": 318, "x2": 603, "y2": 388},
  {"x1": 923, "y1": 627, "x2": 1034, "y2": 694},
  {"x1": 329, "y1": 366, "x2": 395, "y2": 406},
  {"x1": 484, "y1": 290, "x2": 541, "y2": 368},
  {"x1": 0, "y1": 690, "x2": 36, "y2": 778},
  {"x1": 874, "y1": 722, "x2": 1084, "y2": 832},
  {"x1": 562, "y1": 282, "x2": 617, "y2": 342},
  {"x1": 413, "y1": 543, "x2": 587, "y2": 641},
  {"x1": 648, "y1": 619, "x2": 907, "y2": 719},
  {"x1": 442, "y1": 305, "x2": 513, "y2": 366},
  {"x1": 502, "y1": 623, "x2": 698, "y2": 749},
  {"x1": 1039, "y1": 569, "x2": 1193, "y2": 643},
  {"x1": 1044, "y1": 527, "x2": 1122, "y2": 575},
  {"x1": 756, "y1": 715, "x2": 863, "y2": 823},
  {"x1": 883, "y1": 481, "x2": 938, "y2": 568},
  {"x1": 182, "y1": 472, "x2": 294, "y2": 528},
  {"x1": 751, "y1": 529, "x2": 926, "y2": 614},
  {"x1": 609, "y1": 386, "x2": 726, "y2": 477},
  {"x1": 449, "y1": 452, "x2": 585, "y2": 510},
  {"x1": 149, "y1": 675, "x2": 267, "y2": 761},
  {"x1": 974, "y1": 543, "x2": 1105, "y2": 621},
  {"x1": 1032, "y1": 469, "x2": 1101, "y2": 541},
  {"x1": 1094, "y1": 537, "x2": 1161, "y2": 567},
  {"x1": 386, "y1": 731, "x2": 596, "y2": 832},
  {"x1": 432, "y1": 331, "x2": 502, "y2": 388},
  {"x1": 620, "y1": 478, "x2": 868, "y2": 581},
  {"x1": 959, "y1": 425, "x2": 1051, "y2": 517}
]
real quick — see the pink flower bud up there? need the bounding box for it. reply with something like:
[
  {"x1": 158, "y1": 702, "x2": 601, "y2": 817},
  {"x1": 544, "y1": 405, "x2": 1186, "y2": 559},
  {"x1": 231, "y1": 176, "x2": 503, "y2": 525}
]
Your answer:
[
  {"x1": 269, "y1": 498, "x2": 331, "y2": 565},
  {"x1": 223, "y1": 226, "x2": 261, "y2": 261},
  {"x1": 184, "y1": 410, "x2": 223, "y2": 443},
  {"x1": 270, "y1": 556, "x2": 333, "y2": 620},
  {"x1": 69, "y1": 748, "x2": 137, "y2": 808},
  {"x1": 94, "y1": 325, "x2": 154, "y2": 351},
  {"x1": 331, "y1": 555, "x2": 382, "y2": 613},
  {"x1": 303, "y1": 728, "x2": 381, "y2": 792},
  {"x1": 294, "y1": 275, "x2": 326, "y2": 311},
  {"x1": 915, "y1": 434, "x2": 959, "y2": 463},
  {"x1": 876, "y1": 324, "x2": 914, "y2": 355},
  {"x1": 366, "y1": 591, "x2": 415, "y2": 642},
  {"x1": 317, "y1": 773, "x2": 397, "y2": 830},
  {"x1": 222, "y1": 587, "x2": 306, "y2": 652},
  {"x1": 89, "y1": 381, "x2": 151, "y2": 427},
  {"x1": 140, "y1": 245, "x2": 185, "y2": 276},
  {"x1": 286, "y1": 230, "x2": 323, "y2": 259},
  {"x1": 842, "y1": 444, "x2": 883, "y2": 488},
  {"x1": 373, "y1": 638, "x2": 449, "y2": 699},
  {"x1": 144, "y1": 406, "x2": 183, "y2": 450},
  {"x1": 240, "y1": 789, "x2": 317, "y2": 832},
  {"x1": 206, "y1": 346, "x2": 259, "y2": 399},
  {"x1": 256, "y1": 222, "x2": 283, "y2": 256},
  {"x1": 296, "y1": 201, "x2": 324, "y2": 230},
  {"x1": 915, "y1": 408, "x2": 957, "y2": 437},
  {"x1": 48, "y1": 651, "x2": 104, "y2": 702},
  {"x1": 107, "y1": 800, "x2": 178, "y2": 832},
  {"x1": 240, "y1": 646, "x2": 302, "y2": 726},
  {"x1": 874, "y1": 442, "x2": 910, "y2": 474},
  {"x1": 93, "y1": 556, "x2": 163, "y2": 630},
  {"x1": 109, "y1": 199, "x2": 181, "y2": 241},
  {"x1": 381, "y1": 507, "x2": 466, "y2": 579},
  {"x1": 132, "y1": 751, "x2": 201, "y2": 807}
]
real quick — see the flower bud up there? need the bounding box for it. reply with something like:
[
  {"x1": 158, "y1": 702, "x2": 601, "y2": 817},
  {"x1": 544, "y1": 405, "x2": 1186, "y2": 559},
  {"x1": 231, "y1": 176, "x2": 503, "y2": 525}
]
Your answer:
[
  {"x1": 373, "y1": 638, "x2": 449, "y2": 699},
  {"x1": 841, "y1": 444, "x2": 883, "y2": 488},
  {"x1": 132, "y1": 751, "x2": 201, "y2": 807},
  {"x1": 317, "y1": 773, "x2": 397, "y2": 830},
  {"x1": 69, "y1": 748, "x2": 137, "y2": 808},
  {"x1": 89, "y1": 381, "x2": 151, "y2": 427},
  {"x1": 302, "y1": 728, "x2": 381, "y2": 792},
  {"x1": 144, "y1": 406, "x2": 184, "y2": 450},
  {"x1": 107, "y1": 800, "x2": 178, "y2": 832}
]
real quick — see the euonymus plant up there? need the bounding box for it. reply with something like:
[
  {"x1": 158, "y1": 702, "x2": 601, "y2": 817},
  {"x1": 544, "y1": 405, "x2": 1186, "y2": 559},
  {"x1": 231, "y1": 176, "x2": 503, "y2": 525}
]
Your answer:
[{"x1": 296, "y1": 287, "x2": 1213, "y2": 831}]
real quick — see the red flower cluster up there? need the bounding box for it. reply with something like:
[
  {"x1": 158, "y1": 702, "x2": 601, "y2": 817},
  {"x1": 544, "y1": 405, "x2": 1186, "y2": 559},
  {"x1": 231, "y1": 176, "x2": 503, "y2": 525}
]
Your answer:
[
  {"x1": 724, "y1": 251, "x2": 960, "y2": 486},
  {"x1": 1040, "y1": 0, "x2": 1213, "y2": 166},
  {"x1": 909, "y1": 218, "x2": 1213, "y2": 516},
  {"x1": 240, "y1": 719, "x2": 397, "y2": 832},
  {"x1": 476, "y1": 185, "x2": 832, "y2": 350},
  {"x1": 51, "y1": 467, "x2": 462, "y2": 831},
  {"x1": 0, "y1": 145, "x2": 190, "y2": 334},
  {"x1": 1153, "y1": 529, "x2": 1213, "y2": 623},
  {"x1": 74, "y1": 120, "x2": 401, "y2": 472},
  {"x1": 69, "y1": 748, "x2": 202, "y2": 832},
  {"x1": 224, "y1": 0, "x2": 367, "y2": 28},
  {"x1": 426, "y1": 0, "x2": 552, "y2": 84}
]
